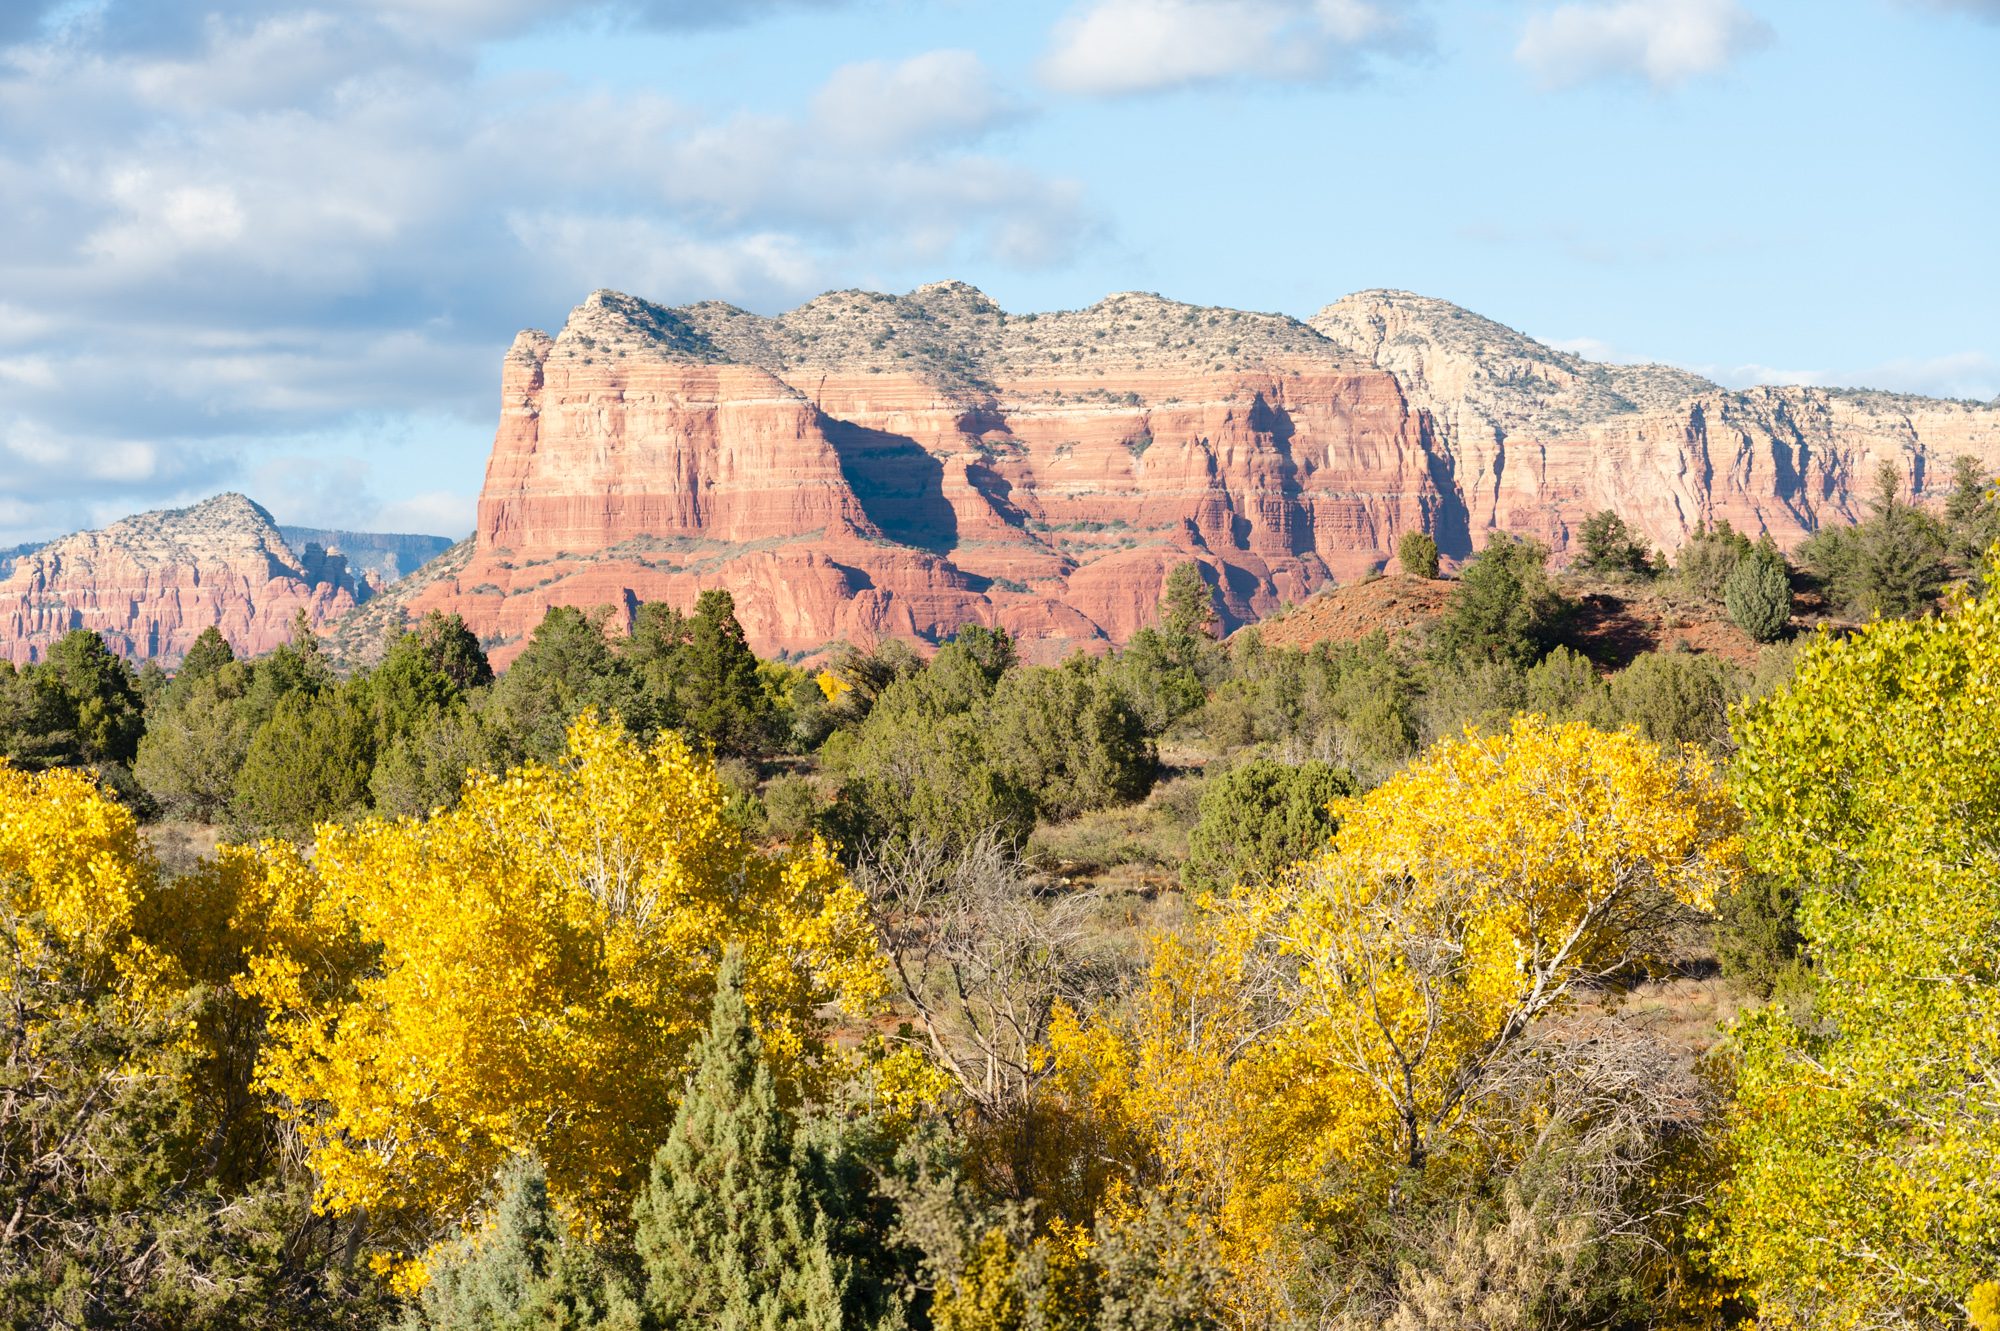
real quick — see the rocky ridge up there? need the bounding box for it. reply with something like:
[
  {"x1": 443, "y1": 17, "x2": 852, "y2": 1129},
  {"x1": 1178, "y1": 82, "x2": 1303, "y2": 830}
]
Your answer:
[
  {"x1": 1, "y1": 494, "x2": 368, "y2": 666},
  {"x1": 380, "y1": 282, "x2": 1999, "y2": 665}
]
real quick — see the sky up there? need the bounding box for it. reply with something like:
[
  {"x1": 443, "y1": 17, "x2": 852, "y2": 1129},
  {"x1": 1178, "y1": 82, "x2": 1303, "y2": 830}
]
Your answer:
[{"x1": 0, "y1": 0, "x2": 1994, "y2": 545}]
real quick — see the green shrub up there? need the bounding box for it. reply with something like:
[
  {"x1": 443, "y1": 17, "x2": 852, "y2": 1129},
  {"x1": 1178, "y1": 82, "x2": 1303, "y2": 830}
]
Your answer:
[
  {"x1": 1603, "y1": 651, "x2": 1741, "y2": 753},
  {"x1": 1435, "y1": 533, "x2": 1572, "y2": 668},
  {"x1": 986, "y1": 658, "x2": 1156, "y2": 821},
  {"x1": 1398, "y1": 530, "x2": 1440, "y2": 579},
  {"x1": 1183, "y1": 759, "x2": 1357, "y2": 894},
  {"x1": 1675, "y1": 521, "x2": 1753, "y2": 603},
  {"x1": 1570, "y1": 510, "x2": 1654, "y2": 578},
  {"x1": 1724, "y1": 548, "x2": 1792, "y2": 642}
]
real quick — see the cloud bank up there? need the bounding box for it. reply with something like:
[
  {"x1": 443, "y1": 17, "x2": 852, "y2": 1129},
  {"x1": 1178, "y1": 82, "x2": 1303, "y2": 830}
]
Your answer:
[{"x1": 0, "y1": 7, "x2": 1084, "y2": 542}]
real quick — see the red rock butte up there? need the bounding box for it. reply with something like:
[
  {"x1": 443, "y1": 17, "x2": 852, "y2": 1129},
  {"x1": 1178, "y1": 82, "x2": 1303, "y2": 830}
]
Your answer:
[
  {"x1": 383, "y1": 282, "x2": 1998, "y2": 665},
  {"x1": 9, "y1": 284, "x2": 2000, "y2": 669}
]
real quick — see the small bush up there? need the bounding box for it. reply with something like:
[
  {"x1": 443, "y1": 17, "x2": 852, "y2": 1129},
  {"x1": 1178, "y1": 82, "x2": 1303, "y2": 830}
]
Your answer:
[
  {"x1": 1183, "y1": 759, "x2": 1357, "y2": 894},
  {"x1": 1724, "y1": 549, "x2": 1792, "y2": 642},
  {"x1": 1399, "y1": 530, "x2": 1441, "y2": 579}
]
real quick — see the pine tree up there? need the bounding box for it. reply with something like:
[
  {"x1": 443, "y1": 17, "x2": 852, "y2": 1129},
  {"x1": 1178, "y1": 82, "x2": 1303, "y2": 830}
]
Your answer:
[
  {"x1": 178, "y1": 626, "x2": 237, "y2": 684},
  {"x1": 633, "y1": 954, "x2": 847, "y2": 1331}
]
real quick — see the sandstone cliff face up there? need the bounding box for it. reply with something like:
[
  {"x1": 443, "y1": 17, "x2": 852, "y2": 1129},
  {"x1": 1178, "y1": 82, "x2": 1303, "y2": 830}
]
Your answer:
[
  {"x1": 0, "y1": 493, "x2": 366, "y2": 666},
  {"x1": 397, "y1": 283, "x2": 2000, "y2": 664},
  {"x1": 1309, "y1": 290, "x2": 2000, "y2": 557}
]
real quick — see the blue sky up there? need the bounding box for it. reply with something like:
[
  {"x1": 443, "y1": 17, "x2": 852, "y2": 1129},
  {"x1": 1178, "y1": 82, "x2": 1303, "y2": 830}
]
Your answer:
[{"x1": 0, "y1": 0, "x2": 1994, "y2": 544}]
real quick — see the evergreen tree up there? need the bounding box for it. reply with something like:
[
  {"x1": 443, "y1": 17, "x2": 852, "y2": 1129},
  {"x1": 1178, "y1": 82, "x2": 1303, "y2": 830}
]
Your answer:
[
  {"x1": 1397, "y1": 529, "x2": 1440, "y2": 579},
  {"x1": 135, "y1": 663, "x2": 255, "y2": 822},
  {"x1": 680, "y1": 589, "x2": 775, "y2": 756},
  {"x1": 1569, "y1": 510, "x2": 1653, "y2": 578},
  {"x1": 177, "y1": 626, "x2": 237, "y2": 684},
  {"x1": 985, "y1": 656, "x2": 1156, "y2": 820},
  {"x1": 633, "y1": 955, "x2": 848, "y2": 1331},
  {"x1": 1183, "y1": 759, "x2": 1356, "y2": 895},
  {"x1": 404, "y1": 1158, "x2": 635, "y2": 1331},
  {"x1": 40, "y1": 628, "x2": 146, "y2": 766},
  {"x1": 1724, "y1": 542, "x2": 1792, "y2": 642},
  {"x1": 1435, "y1": 533, "x2": 1571, "y2": 668},
  {"x1": 1852, "y1": 462, "x2": 1948, "y2": 618},
  {"x1": 1158, "y1": 561, "x2": 1218, "y2": 641},
  {"x1": 1943, "y1": 453, "x2": 1999, "y2": 574},
  {"x1": 234, "y1": 686, "x2": 377, "y2": 837},
  {"x1": 485, "y1": 606, "x2": 642, "y2": 761}
]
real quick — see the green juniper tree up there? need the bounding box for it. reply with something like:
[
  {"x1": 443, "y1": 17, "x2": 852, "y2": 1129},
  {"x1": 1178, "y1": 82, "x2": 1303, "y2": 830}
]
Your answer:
[
  {"x1": 1724, "y1": 541, "x2": 1793, "y2": 643},
  {"x1": 403, "y1": 1157, "x2": 636, "y2": 1331},
  {"x1": 633, "y1": 955, "x2": 849, "y2": 1331},
  {"x1": 1398, "y1": 529, "x2": 1441, "y2": 579}
]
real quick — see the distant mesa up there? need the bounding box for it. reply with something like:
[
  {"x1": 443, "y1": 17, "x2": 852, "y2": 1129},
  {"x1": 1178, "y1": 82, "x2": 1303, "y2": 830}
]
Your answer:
[
  {"x1": 7, "y1": 283, "x2": 1998, "y2": 670},
  {"x1": 0, "y1": 492, "x2": 455, "y2": 667},
  {"x1": 375, "y1": 282, "x2": 2000, "y2": 666}
]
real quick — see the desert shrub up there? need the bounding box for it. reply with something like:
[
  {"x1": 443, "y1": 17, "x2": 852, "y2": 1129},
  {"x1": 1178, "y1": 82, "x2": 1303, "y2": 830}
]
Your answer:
[
  {"x1": 1570, "y1": 510, "x2": 1654, "y2": 578},
  {"x1": 135, "y1": 662, "x2": 255, "y2": 822},
  {"x1": 1183, "y1": 758, "x2": 1356, "y2": 895},
  {"x1": 1675, "y1": 521, "x2": 1754, "y2": 602},
  {"x1": 986, "y1": 657, "x2": 1156, "y2": 821},
  {"x1": 1522, "y1": 646, "x2": 1608, "y2": 722},
  {"x1": 1723, "y1": 544, "x2": 1792, "y2": 642},
  {"x1": 1435, "y1": 534, "x2": 1571, "y2": 668},
  {"x1": 1398, "y1": 530, "x2": 1440, "y2": 579},
  {"x1": 1602, "y1": 650, "x2": 1741, "y2": 753}
]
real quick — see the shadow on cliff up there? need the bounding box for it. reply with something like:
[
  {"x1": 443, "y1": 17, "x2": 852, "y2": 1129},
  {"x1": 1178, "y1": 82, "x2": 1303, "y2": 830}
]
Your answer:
[{"x1": 820, "y1": 415, "x2": 958, "y2": 555}]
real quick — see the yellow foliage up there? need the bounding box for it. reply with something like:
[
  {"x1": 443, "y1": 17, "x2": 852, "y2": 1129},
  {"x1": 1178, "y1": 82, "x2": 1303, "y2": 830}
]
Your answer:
[
  {"x1": 0, "y1": 762, "x2": 153, "y2": 973},
  {"x1": 1049, "y1": 717, "x2": 1741, "y2": 1318},
  {"x1": 815, "y1": 669, "x2": 851, "y2": 704},
  {"x1": 256, "y1": 712, "x2": 888, "y2": 1234}
]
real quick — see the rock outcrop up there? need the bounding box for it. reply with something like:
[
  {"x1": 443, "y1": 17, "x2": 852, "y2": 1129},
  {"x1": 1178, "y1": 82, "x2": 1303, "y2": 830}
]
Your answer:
[
  {"x1": 388, "y1": 283, "x2": 1999, "y2": 664},
  {"x1": 0, "y1": 494, "x2": 367, "y2": 666}
]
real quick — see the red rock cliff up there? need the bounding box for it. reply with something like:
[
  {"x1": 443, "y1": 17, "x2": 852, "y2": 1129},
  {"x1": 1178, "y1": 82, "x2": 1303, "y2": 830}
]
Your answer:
[
  {"x1": 383, "y1": 283, "x2": 2000, "y2": 663},
  {"x1": 0, "y1": 493, "x2": 363, "y2": 666}
]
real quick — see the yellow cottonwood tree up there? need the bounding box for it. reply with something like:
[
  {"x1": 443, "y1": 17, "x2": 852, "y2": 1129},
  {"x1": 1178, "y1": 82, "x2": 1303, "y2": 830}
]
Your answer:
[
  {"x1": 1051, "y1": 717, "x2": 1741, "y2": 1317},
  {"x1": 0, "y1": 763, "x2": 154, "y2": 972},
  {"x1": 1720, "y1": 558, "x2": 2000, "y2": 1330},
  {"x1": 255, "y1": 713, "x2": 886, "y2": 1240}
]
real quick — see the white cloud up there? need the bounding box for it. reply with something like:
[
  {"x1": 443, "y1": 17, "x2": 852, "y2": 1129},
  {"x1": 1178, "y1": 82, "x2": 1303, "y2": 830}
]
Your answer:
[
  {"x1": 812, "y1": 49, "x2": 1019, "y2": 149},
  {"x1": 0, "y1": 17, "x2": 1089, "y2": 542},
  {"x1": 1039, "y1": 0, "x2": 1422, "y2": 96},
  {"x1": 1516, "y1": 0, "x2": 1772, "y2": 90}
]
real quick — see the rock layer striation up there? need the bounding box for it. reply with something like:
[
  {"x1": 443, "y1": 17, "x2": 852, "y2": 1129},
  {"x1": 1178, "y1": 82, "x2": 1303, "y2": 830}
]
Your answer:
[
  {"x1": 0, "y1": 494, "x2": 367, "y2": 666},
  {"x1": 391, "y1": 284, "x2": 2000, "y2": 663}
]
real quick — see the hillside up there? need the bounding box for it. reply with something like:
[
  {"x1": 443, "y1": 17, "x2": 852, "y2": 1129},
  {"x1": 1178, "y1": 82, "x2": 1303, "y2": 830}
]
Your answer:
[{"x1": 0, "y1": 494, "x2": 366, "y2": 666}]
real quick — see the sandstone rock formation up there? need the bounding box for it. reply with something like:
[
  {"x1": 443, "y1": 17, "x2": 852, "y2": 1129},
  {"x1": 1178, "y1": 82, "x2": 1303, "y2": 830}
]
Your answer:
[
  {"x1": 0, "y1": 493, "x2": 367, "y2": 666},
  {"x1": 387, "y1": 283, "x2": 1999, "y2": 664}
]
